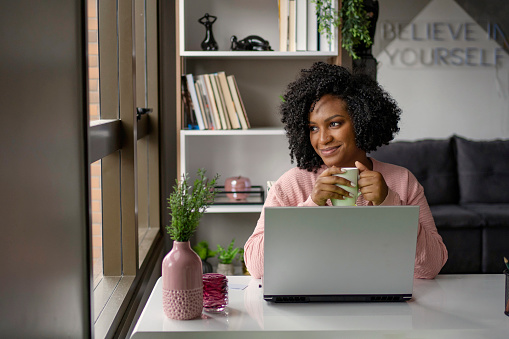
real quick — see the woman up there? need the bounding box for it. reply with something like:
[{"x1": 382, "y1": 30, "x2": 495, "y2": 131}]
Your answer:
[{"x1": 244, "y1": 62, "x2": 447, "y2": 279}]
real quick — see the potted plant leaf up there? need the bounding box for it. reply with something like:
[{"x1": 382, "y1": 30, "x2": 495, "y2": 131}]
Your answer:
[
  {"x1": 162, "y1": 168, "x2": 219, "y2": 320},
  {"x1": 193, "y1": 240, "x2": 217, "y2": 274},
  {"x1": 313, "y1": 0, "x2": 377, "y2": 60},
  {"x1": 216, "y1": 238, "x2": 242, "y2": 276}
]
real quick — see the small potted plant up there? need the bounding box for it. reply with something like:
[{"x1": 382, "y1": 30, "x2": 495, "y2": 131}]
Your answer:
[
  {"x1": 216, "y1": 238, "x2": 242, "y2": 276},
  {"x1": 162, "y1": 169, "x2": 219, "y2": 320},
  {"x1": 193, "y1": 240, "x2": 217, "y2": 274}
]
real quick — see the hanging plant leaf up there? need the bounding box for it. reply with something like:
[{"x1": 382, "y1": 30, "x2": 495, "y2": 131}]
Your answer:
[{"x1": 313, "y1": 0, "x2": 373, "y2": 59}]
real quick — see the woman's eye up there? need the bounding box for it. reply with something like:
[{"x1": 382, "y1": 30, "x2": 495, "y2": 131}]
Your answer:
[
  {"x1": 330, "y1": 121, "x2": 342, "y2": 127},
  {"x1": 309, "y1": 125, "x2": 317, "y2": 132}
]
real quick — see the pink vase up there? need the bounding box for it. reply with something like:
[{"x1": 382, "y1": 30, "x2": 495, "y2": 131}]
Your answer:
[{"x1": 162, "y1": 241, "x2": 203, "y2": 320}]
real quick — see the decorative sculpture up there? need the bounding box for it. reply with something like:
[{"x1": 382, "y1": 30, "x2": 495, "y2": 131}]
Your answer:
[
  {"x1": 199, "y1": 13, "x2": 218, "y2": 51},
  {"x1": 230, "y1": 35, "x2": 272, "y2": 51}
]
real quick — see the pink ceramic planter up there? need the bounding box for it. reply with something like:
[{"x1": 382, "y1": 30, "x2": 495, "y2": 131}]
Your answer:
[{"x1": 162, "y1": 241, "x2": 203, "y2": 320}]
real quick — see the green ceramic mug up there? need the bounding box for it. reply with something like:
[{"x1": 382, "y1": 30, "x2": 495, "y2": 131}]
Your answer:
[{"x1": 331, "y1": 167, "x2": 359, "y2": 206}]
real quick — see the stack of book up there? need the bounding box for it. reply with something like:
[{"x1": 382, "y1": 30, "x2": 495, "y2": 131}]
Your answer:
[
  {"x1": 279, "y1": 0, "x2": 335, "y2": 52},
  {"x1": 182, "y1": 72, "x2": 251, "y2": 130}
]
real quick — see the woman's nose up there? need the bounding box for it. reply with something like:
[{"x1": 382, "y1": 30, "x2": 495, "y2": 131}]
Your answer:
[{"x1": 320, "y1": 130, "x2": 332, "y2": 143}]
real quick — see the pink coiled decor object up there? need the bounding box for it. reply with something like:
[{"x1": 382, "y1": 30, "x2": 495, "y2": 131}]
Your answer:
[{"x1": 203, "y1": 273, "x2": 228, "y2": 312}]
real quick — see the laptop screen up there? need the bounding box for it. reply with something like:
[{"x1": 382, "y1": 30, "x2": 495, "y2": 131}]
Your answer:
[{"x1": 263, "y1": 206, "x2": 419, "y2": 302}]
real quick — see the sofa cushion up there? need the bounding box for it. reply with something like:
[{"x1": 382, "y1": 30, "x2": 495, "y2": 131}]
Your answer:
[
  {"x1": 430, "y1": 205, "x2": 484, "y2": 228},
  {"x1": 455, "y1": 136, "x2": 509, "y2": 204},
  {"x1": 438, "y1": 227, "x2": 482, "y2": 274},
  {"x1": 430, "y1": 205, "x2": 484, "y2": 274},
  {"x1": 370, "y1": 138, "x2": 458, "y2": 205},
  {"x1": 461, "y1": 204, "x2": 509, "y2": 273},
  {"x1": 482, "y1": 227, "x2": 509, "y2": 273},
  {"x1": 461, "y1": 204, "x2": 509, "y2": 228}
]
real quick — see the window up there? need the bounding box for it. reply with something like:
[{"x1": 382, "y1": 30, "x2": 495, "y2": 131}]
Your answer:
[
  {"x1": 135, "y1": 0, "x2": 160, "y2": 267},
  {"x1": 87, "y1": 0, "x2": 103, "y2": 290},
  {"x1": 86, "y1": 0, "x2": 161, "y2": 336}
]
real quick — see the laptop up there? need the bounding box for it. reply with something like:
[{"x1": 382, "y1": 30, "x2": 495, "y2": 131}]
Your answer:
[{"x1": 263, "y1": 206, "x2": 419, "y2": 302}]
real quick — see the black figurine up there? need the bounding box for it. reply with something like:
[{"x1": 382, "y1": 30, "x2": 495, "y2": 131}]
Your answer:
[
  {"x1": 199, "y1": 13, "x2": 218, "y2": 51},
  {"x1": 230, "y1": 35, "x2": 272, "y2": 51}
]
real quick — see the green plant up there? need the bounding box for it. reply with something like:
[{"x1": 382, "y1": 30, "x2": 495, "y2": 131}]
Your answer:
[
  {"x1": 193, "y1": 241, "x2": 217, "y2": 261},
  {"x1": 339, "y1": 0, "x2": 372, "y2": 59},
  {"x1": 216, "y1": 239, "x2": 242, "y2": 265},
  {"x1": 166, "y1": 169, "x2": 219, "y2": 242},
  {"x1": 313, "y1": 0, "x2": 340, "y2": 46},
  {"x1": 238, "y1": 248, "x2": 245, "y2": 263},
  {"x1": 313, "y1": 0, "x2": 372, "y2": 59}
]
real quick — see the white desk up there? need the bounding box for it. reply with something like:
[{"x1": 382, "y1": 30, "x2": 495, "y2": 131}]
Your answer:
[{"x1": 131, "y1": 275, "x2": 509, "y2": 339}]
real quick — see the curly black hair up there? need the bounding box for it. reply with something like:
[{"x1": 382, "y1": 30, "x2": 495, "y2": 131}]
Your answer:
[{"x1": 280, "y1": 61, "x2": 401, "y2": 171}]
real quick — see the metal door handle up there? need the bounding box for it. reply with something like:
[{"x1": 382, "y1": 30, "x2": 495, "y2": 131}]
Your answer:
[{"x1": 136, "y1": 107, "x2": 152, "y2": 120}]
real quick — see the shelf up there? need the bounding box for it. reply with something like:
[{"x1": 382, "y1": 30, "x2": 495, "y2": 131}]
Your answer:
[
  {"x1": 205, "y1": 204, "x2": 263, "y2": 213},
  {"x1": 180, "y1": 51, "x2": 338, "y2": 58},
  {"x1": 180, "y1": 127, "x2": 285, "y2": 136}
]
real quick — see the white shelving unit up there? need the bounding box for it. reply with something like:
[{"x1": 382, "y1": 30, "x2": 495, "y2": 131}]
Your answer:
[
  {"x1": 181, "y1": 51, "x2": 338, "y2": 58},
  {"x1": 206, "y1": 204, "x2": 263, "y2": 214},
  {"x1": 180, "y1": 127, "x2": 285, "y2": 137},
  {"x1": 176, "y1": 0, "x2": 339, "y2": 218}
]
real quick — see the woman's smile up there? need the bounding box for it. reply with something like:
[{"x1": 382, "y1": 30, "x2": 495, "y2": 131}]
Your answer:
[{"x1": 319, "y1": 145, "x2": 340, "y2": 156}]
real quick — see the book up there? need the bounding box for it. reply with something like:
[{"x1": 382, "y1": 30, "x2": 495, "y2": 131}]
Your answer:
[
  {"x1": 215, "y1": 73, "x2": 233, "y2": 129},
  {"x1": 181, "y1": 75, "x2": 198, "y2": 129},
  {"x1": 279, "y1": 0, "x2": 289, "y2": 52},
  {"x1": 217, "y1": 71, "x2": 241, "y2": 129},
  {"x1": 194, "y1": 79, "x2": 209, "y2": 129},
  {"x1": 318, "y1": 0, "x2": 335, "y2": 52},
  {"x1": 210, "y1": 73, "x2": 230, "y2": 129},
  {"x1": 185, "y1": 74, "x2": 205, "y2": 130},
  {"x1": 227, "y1": 75, "x2": 250, "y2": 130},
  {"x1": 195, "y1": 75, "x2": 215, "y2": 129},
  {"x1": 203, "y1": 74, "x2": 223, "y2": 129},
  {"x1": 288, "y1": 0, "x2": 296, "y2": 52},
  {"x1": 318, "y1": 25, "x2": 330, "y2": 51},
  {"x1": 194, "y1": 76, "x2": 207, "y2": 129},
  {"x1": 295, "y1": 0, "x2": 307, "y2": 51},
  {"x1": 307, "y1": 0, "x2": 318, "y2": 51}
]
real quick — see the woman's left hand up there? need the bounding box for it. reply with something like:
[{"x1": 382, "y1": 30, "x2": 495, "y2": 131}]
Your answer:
[{"x1": 355, "y1": 161, "x2": 388, "y2": 206}]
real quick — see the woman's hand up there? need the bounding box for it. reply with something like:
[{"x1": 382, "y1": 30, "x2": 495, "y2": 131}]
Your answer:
[
  {"x1": 311, "y1": 166, "x2": 356, "y2": 206},
  {"x1": 355, "y1": 161, "x2": 388, "y2": 206}
]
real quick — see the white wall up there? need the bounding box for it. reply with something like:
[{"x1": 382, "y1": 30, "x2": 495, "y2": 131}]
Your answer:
[{"x1": 374, "y1": 0, "x2": 509, "y2": 141}]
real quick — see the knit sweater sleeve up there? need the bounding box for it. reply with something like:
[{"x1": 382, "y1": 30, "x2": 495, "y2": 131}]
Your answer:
[
  {"x1": 379, "y1": 165, "x2": 448, "y2": 279},
  {"x1": 244, "y1": 168, "x2": 318, "y2": 279}
]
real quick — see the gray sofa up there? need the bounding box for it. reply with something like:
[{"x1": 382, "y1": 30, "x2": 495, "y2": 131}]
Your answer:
[{"x1": 369, "y1": 135, "x2": 509, "y2": 274}]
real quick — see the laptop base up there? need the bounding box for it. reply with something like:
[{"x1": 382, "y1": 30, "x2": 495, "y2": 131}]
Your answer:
[{"x1": 264, "y1": 294, "x2": 412, "y2": 303}]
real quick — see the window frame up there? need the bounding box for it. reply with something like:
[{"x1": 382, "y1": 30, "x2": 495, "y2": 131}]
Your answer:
[{"x1": 88, "y1": 0, "x2": 162, "y2": 337}]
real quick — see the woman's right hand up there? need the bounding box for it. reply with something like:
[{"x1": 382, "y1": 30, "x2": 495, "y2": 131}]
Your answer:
[{"x1": 311, "y1": 166, "x2": 357, "y2": 206}]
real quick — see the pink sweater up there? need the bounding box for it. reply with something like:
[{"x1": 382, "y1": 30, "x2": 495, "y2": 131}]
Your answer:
[{"x1": 244, "y1": 158, "x2": 448, "y2": 279}]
